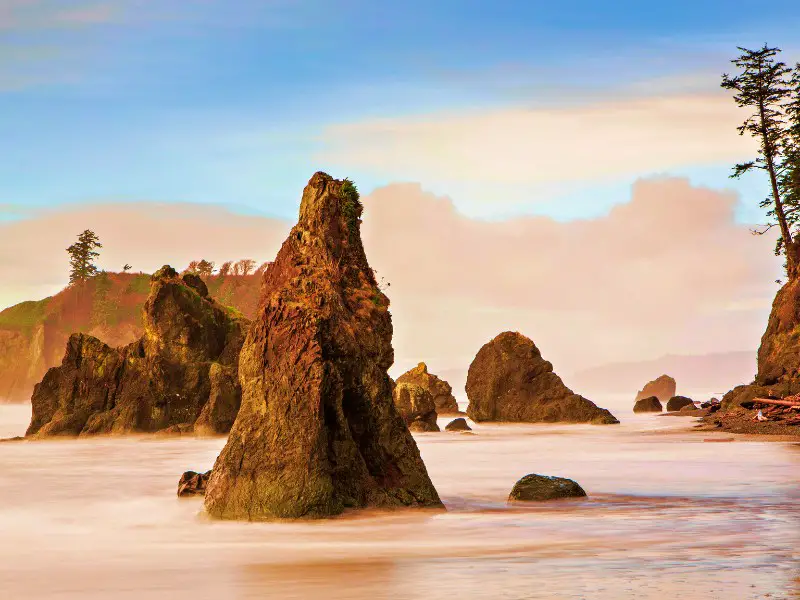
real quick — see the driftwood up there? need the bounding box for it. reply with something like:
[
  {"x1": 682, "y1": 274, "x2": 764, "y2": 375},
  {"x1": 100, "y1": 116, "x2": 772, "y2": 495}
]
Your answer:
[{"x1": 749, "y1": 398, "x2": 800, "y2": 408}]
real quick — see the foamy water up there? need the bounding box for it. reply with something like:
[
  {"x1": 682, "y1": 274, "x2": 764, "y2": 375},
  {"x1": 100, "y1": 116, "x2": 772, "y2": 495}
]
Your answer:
[{"x1": 0, "y1": 402, "x2": 797, "y2": 599}]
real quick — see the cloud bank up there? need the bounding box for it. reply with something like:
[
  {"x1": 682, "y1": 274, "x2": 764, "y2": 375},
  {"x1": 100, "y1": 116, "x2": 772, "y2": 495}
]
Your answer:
[{"x1": 0, "y1": 178, "x2": 780, "y2": 379}]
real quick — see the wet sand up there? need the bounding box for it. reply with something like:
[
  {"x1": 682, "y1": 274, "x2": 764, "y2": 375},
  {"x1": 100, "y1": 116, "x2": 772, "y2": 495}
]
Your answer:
[{"x1": 0, "y1": 403, "x2": 797, "y2": 599}]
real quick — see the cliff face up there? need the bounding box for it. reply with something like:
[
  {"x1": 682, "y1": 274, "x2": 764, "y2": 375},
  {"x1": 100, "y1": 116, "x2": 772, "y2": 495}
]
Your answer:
[
  {"x1": 204, "y1": 173, "x2": 442, "y2": 520},
  {"x1": 0, "y1": 272, "x2": 261, "y2": 403},
  {"x1": 466, "y1": 332, "x2": 618, "y2": 424},
  {"x1": 26, "y1": 267, "x2": 248, "y2": 437}
]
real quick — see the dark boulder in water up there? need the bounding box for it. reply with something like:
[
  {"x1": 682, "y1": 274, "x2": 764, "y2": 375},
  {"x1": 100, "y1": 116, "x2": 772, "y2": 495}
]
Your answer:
[
  {"x1": 203, "y1": 172, "x2": 443, "y2": 520},
  {"x1": 26, "y1": 266, "x2": 248, "y2": 437},
  {"x1": 633, "y1": 396, "x2": 663, "y2": 413},
  {"x1": 508, "y1": 474, "x2": 587, "y2": 502},
  {"x1": 445, "y1": 417, "x2": 472, "y2": 431},
  {"x1": 666, "y1": 396, "x2": 695, "y2": 412},
  {"x1": 178, "y1": 470, "x2": 211, "y2": 497}
]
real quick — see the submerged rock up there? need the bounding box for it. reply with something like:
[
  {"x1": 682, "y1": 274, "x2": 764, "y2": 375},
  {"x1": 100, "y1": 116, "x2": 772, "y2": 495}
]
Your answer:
[
  {"x1": 634, "y1": 375, "x2": 676, "y2": 403},
  {"x1": 465, "y1": 332, "x2": 618, "y2": 424},
  {"x1": 633, "y1": 396, "x2": 663, "y2": 413},
  {"x1": 445, "y1": 417, "x2": 472, "y2": 431},
  {"x1": 26, "y1": 266, "x2": 248, "y2": 437},
  {"x1": 666, "y1": 396, "x2": 695, "y2": 412},
  {"x1": 508, "y1": 474, "x2": 587, "y2": 502},
  {"x1": 393, "y1": 381, "x2": 440, "y2": 432},
  {"x1": 396, "y1": 362, "x2": 460, "y2": 414},
  {"x1": 204, "y1": 172, "x2": 443, "y2": 520},
  {"x1": 178, "y1": 470, "x2": 211, "y2": 497}
]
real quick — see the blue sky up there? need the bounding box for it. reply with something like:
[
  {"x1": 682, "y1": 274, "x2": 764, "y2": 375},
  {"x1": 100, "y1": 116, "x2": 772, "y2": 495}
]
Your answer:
[{"x1": 1, "y1": 0, "x2": 799, "y2": 224}]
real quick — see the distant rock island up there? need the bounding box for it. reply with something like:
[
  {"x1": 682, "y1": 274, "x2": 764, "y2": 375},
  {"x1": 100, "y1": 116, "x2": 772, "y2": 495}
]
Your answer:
[
  {"x1": 26, "y1": 266, "x2": 248, "y2": 437},
  {"x1": 635, "y1": 374, "x2": 676, "y2": 403},
  {"x1": 396, "y1": 362, "x2": 460, "y2": 414},
  {"x1": 204, "y1": 172, "x2": 443, "y2": 520},
  {"x1": 0, "y1": 267, "x2": 262, "y2": 403},
  {"x1": 465, "y1": 331, "x2": 618, "y2": 424}
]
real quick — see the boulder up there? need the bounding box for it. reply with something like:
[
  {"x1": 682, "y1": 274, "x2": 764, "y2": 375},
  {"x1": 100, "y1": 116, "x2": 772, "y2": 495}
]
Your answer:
[
  {"x1": 445, "y1": 417, "x2": 472, "y2": 431},
  {"x1": 393, "y1": 381, "x2": 440, "y2": 432},
  {"x1": 26, "y1": 266, "x2": 248, "y2": 437},
  {"x1": 178, "y1": 470, "x2": 211, "y2": 497},
  {"x1": 634, "y1": 375, "x2": 676, "y2": 403},
  {"x1": 204, "y1": 172, "x2": 443, "y2": 520},
  {"x1": 508, "y1": 474, "x2": 587, "y2": 502},
  {"x1": 680, "y1": 403, "x2": 699, "y2": 413},
  {"x1": 465, "y1": 332, "x2": 618, "y2": 424},
  {"x1": 666, "y1": 396, "x2": 695, "y2": 412},
  {"x1": 396, "y1": 362, "x2": 460, "y2": 414},
  {"x1": 633, "y1": 396, "x2": 663, "y2": 413}
]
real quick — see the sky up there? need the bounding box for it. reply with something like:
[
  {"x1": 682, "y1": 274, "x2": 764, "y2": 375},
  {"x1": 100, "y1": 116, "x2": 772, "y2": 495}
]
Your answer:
[{"x1": 1, "y1": 0, "x2": 799, "y2": 375}]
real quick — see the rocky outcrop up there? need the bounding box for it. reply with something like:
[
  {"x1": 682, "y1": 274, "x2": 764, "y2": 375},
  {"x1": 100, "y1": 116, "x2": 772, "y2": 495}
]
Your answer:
[
  {"x1": 465, "y1": 332, "x2": 618, "y2": 424},
  {"x1": 666, "y1": 396, "x2": 695, "y2": 412},
  {"x1": 633, "y1": 396, "x2": 663, "y2": 413},
  {"x1": 393, "y1": 382, "x2": 440, "y2": 432},
  {"x1": 445, "y1": 417, "x2": 472, "y2": 431},
  {"x1": 634, "y1": 375, "x2": 676, "y2": 403},
  {"x1": 178, "y1": 470, "x2": 211, "y2": 497},
  {"x1": 508, "y1": 474, "x2": 587, "y2": 502},
  {"x1": 396, "y1": 363, "x2": 460, "y2": 414},
  {"x1": 26, "y1": 266, "x2": 248, "y2": 437},
  {"x1": 204, "y1": 173, "x2": 443, "y2": 521}
]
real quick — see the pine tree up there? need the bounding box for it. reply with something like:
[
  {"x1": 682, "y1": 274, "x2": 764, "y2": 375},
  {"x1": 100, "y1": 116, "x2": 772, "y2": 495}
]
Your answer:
[
  {"x1": 722, "y1": 45, "x2": 795, "y2": 271},
  {"x1": 66, "y1": 230, "x2": 102, "y2": 286},
  {"x1": 781, "y1": 63, "x2": 800, "y2": 239}
]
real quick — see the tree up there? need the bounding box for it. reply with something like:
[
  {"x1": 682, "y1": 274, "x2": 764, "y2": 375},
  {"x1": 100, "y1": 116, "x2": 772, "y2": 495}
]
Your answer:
[
  {"x1": 184, "y1": 260, "x2": 200, "y2": 275},
  {"x1": 236, "y1": 259, "x2": 256, "y2": 276},
  {"x1": 123, "y1": 264, "x2": 132, "y2": 273},
  {"x1": 218, "y1": 261, "x2": 233, "y2": 277},
  {"x1": 91, "y1": 271, "x2": 115, "y2": 328},
  {"x1": 781, "y1": 63, "x2": 800, "y2": 234},
  {"x1": 66, "y1": 230, "x2": 102, "y2": 286},
  {"x1": 196, "y1": 259, "x2": 215, "y2": 279},
  {"x1": 722, "y1": 45, "x2": 797, "y2": 271}
]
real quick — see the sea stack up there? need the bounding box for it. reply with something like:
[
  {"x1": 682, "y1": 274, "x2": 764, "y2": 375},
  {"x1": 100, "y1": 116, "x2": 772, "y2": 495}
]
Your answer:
[
  {"x1": 26, "y1": 267, "x2": 247, "y2": 437},
  {"x1": 396, "y1": 362, "x2": 460, "y2": 414},
  {"x1": 204, "y1": 172, "x2": 443, "y2": 520},
  {"x1": 466, "y1": 331, "x2": 618, "y2": 424},
  {"x1": 635, "y1": 375, "x2": 676, "y2": 403}
]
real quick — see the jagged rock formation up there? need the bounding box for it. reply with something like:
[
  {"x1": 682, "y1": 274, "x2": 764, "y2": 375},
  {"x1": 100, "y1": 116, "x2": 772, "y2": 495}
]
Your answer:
[
  {"x1": 204, "y1": 172, "x2": 442, "y2": 520},
  {"x1": 634, "y1": 375, "x2": 676, "y2": 403},
  {"x1": 666, "y1": 396, "x2": 695, "y2": 412},
  {"x1": 396, "y1": 362, "x2": 460, "y2": 414},
  {"x1": 465, "y1": 332, "x2": 618, "y2": 424},
  {"x1": 393, "y1": 381, "x2": 440, "y2": 432},
  {"x1": 445, "y1": 417, "x2": 472, "y2": 431},
  {"x1": 26, "y1": 266, "x2": 248, "y2": 437},
  {"x1": 508, "y1": 474, "x2": 587, "y2": 502},
  {"x1": 633, "y1": 396, "x2": 663, "y2": 413},
  {"x1": 178, "y1": 470, "x2": 211, "y2": 497}
]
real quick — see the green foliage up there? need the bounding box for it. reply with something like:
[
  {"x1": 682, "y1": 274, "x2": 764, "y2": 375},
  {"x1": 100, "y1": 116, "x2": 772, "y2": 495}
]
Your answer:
[
  {"x1": 722, "y1": 45, "x2": 800, "y2": 268},
  {"x1": 91, "y1": 271, "x2": 117, "y2": 328},
  {"x1": 0, "y1": 299, "x2": 51, "y2": 330},
  {"x1": 124, "y1": 274, "x2": 151, "y2": 295},
  {"x1": 67, "y1": 230, "x2": 102, "y2": 286},
  {"x1": 340, "y1": 178, "x2": 362, "y2": 238}
]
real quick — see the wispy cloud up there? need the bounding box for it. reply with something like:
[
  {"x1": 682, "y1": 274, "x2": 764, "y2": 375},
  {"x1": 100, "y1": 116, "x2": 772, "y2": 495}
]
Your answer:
[{"x1": 0, "y1": 1, "x2": 125, "y2": 31}]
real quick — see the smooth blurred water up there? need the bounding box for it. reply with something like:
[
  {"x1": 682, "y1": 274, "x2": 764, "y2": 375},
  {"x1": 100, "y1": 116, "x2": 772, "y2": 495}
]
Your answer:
[{"x1": 0, "y1": 403, "x2": 797, "y2": 600}]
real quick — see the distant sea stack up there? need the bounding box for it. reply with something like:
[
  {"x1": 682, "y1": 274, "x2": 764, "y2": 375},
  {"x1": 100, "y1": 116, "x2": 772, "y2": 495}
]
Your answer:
[
  {"x1": 393, "y1": 381, "x2": 440, "y2": 432},
  {"x1": 396, "y1": 362, "x2": 460, "y2": 414},
  {"x1": 26, "y1": 267, "x2": 248, "y2": 437},
  {"x1": 634, "y1": 375, "x2": 676, "y2": 403},
  {"x1": 465, "y1": 331, "x2": 618, "y2": 424},
  {"x1": 204, "y1": 172, "x2": 443, "y2": 520}
]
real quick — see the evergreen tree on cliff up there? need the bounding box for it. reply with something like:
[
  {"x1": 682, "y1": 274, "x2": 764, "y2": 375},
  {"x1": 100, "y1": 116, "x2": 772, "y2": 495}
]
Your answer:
[
  {"x1": 66, "y1": 230, "x2": 102, "y2": 286},
  {"x1": 722, "y1": 45, "x2": 797, "y2": 273}
]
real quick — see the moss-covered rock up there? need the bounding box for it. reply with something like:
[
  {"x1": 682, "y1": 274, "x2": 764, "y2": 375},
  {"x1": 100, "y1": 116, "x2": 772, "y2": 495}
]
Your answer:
[
  {"x1": 203, "y1": 172, "x2": 443, "y2": 521},
  {"x1": 466, "y1": 331, "x2": 618, "y2": 424},
  {"x1": 508, "y1": 474, "x2": 587, "y2": 502},
  {"x1": 26, "y1": 267, "x2": 248, "y2": 437}
]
